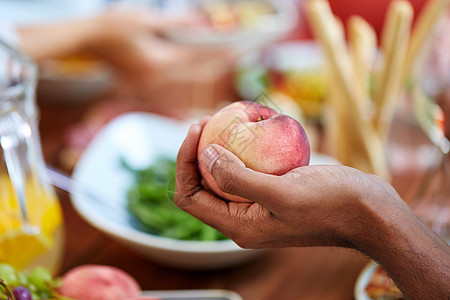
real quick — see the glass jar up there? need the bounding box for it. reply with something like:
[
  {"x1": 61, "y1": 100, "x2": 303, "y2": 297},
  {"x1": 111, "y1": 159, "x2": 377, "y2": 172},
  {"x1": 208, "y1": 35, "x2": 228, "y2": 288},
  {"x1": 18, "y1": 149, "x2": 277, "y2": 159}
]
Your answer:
[{"x1": 0, "y1": 39, "x2": 64, "y2": 274}]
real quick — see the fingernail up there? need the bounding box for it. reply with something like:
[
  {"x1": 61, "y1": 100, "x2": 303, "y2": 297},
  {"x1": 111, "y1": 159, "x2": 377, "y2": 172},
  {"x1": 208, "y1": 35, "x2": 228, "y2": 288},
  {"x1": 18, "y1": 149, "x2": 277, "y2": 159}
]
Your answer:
[{"x1": 200, "y1": 146, "x2": 219, "y2": 172}]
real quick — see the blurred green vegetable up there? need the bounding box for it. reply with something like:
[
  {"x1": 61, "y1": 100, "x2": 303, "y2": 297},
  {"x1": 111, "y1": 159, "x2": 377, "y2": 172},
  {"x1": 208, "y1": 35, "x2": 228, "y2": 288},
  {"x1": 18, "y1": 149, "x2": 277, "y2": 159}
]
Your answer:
[{"x1": 125, "y1": 157, "x2": 227, "y2": 241}]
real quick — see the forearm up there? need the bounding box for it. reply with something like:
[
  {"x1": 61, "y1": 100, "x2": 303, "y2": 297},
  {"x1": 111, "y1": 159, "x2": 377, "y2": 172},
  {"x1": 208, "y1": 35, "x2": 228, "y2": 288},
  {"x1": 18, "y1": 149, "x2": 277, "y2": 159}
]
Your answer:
[
  {"x1": 18, "y1": 18, "x2": 98, "y2": 61},
  {"x1": 354, "y1": 189, "x2": 450, "y2": 299}
]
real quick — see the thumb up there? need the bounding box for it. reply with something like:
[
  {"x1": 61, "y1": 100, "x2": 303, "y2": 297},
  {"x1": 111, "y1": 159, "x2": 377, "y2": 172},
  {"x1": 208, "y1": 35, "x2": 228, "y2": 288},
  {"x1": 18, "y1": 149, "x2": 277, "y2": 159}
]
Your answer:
[{"x1": 199, "y1": 144, "x2": 282, "y2": 207}]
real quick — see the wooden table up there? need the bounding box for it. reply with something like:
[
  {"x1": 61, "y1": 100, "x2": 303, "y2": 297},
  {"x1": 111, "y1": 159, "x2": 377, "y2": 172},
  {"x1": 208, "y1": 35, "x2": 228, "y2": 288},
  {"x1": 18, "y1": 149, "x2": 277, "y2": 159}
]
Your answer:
[{"x1": 37, "y1": 87, "x2": 429, "y2": 300}]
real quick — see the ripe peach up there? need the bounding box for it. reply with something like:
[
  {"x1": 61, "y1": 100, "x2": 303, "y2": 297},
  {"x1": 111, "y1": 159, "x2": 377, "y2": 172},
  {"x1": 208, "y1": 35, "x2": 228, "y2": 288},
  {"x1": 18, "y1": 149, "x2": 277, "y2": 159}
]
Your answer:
[
  {"x1": 198, "y1": 101, "x2": 310, "y2": 202},
  {"x1": 59, "y1": 265, "x2": 141, "y2": 300}
]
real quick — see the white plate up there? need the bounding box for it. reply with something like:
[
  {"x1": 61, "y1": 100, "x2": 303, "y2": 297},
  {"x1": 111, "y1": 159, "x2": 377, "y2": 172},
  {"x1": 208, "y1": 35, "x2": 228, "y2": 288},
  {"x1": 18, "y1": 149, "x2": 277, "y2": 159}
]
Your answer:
[
  {"x1": 141, "y1": 289, "x2": 242, "y2": 299},
  {"x1": 163, "y1": 0, "x2": 298, "y2": 51},
  {"x1": 71, "y1": 112, "x2": 339, "y2": 269},
  {"x1": 354, "y1": 261, "x2": 379, "y2": 300}
]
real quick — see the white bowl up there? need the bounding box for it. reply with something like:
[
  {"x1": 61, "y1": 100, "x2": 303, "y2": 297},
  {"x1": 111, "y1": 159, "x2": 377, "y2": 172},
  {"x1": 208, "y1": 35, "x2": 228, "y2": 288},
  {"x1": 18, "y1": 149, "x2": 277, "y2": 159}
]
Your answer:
[
  {"x1": 71, "y1": 112, "x2": 339, "y2": 270},
  {"x1": 235, "y1": 41, "x2": 325, "y2": 119},
  {"x1": 354, "y1": 261, "x2": 379, "y2": 300},
  {"x1": 142, "y1": 289, "x2": 242, "y2": 299},
  {"x1": 354, "y1": 261, "x2": 405, "y2": 300},
  {"x1": 162, "y1": 0, "x2": 298, "y2": 53}
]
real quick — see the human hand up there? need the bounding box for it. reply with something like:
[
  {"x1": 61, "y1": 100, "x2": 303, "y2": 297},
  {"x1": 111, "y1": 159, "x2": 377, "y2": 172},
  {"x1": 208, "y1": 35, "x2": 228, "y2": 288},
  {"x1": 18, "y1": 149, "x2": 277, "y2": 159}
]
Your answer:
[
  {"x1": 175, "y1": 119, "x2": 450, "y2": 299},
  {"x1": 19, "y1": 8, "x2": 233, "y2": 88},
  {"x1": 174, "y1": 119, "x2": 401, "y2": 249},
  {"x1": 78, "y1": 8, "x2": 232, "y2": 93}
]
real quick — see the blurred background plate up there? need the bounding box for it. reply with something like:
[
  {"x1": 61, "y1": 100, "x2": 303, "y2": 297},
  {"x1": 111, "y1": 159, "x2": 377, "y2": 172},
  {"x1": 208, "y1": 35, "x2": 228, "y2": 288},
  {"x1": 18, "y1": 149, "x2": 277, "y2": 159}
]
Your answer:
[
  {"x1": 37, "y1": 56, "x2": 114, "y2": 105},
  {"x1": 160, "y1": 0, "x2": 298, "y2": 52},
  {"x1": 234, "y1": 41, "x2": 326, "y2": 121},
  {"x1": 141, "y1": 289, "x2": 243, "y2": 300},
  {"x1": 71, "y1": 112, "x2": 338, "y2": 270},
  {"x1": 354, "y1": 261, "x2": 404, "y2": 300},
  {"x1": 354, "y1": 261, "x2": 378, "y2": 300}
]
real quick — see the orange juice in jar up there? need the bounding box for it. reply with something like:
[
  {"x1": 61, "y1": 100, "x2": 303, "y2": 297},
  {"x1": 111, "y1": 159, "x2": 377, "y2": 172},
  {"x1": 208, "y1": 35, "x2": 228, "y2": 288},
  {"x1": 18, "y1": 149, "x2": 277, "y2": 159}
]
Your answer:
[
  {"x1": 0, "y1": 175, "x2": 64, "y2": 274},
  {"x1": 0, "y1": 40, "x2": 64, "y2": 274}
]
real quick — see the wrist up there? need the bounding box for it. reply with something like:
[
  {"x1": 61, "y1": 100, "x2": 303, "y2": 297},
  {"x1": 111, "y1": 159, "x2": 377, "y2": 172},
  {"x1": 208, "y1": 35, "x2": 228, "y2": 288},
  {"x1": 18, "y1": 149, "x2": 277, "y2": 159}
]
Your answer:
[
  {"x1": 349, "y1": 179, "x2": 450, "y2": 298},
  {"x1": 349, "y1": 180, "x2": 408, "y2": 257},
  {"x1": 314, "y1": 173, "x2": 394, "y2": 250}
]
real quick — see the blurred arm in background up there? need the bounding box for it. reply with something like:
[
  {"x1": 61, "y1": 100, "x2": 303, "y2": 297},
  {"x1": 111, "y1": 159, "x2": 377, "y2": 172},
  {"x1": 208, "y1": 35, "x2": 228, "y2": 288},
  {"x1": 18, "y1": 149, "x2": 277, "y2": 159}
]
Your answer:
[{"x1": 18, "y1": 9, "x2": 231, "y2": 90}]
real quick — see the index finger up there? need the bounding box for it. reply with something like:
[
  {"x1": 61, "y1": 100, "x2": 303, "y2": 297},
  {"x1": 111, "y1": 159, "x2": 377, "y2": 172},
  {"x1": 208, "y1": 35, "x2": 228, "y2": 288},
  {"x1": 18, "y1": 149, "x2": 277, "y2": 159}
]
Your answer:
[
  {"x1": 174, "y1": 123, "x2": 235, "y2": 232},
  {"x1": 174, "y1": 123, "x2": 203, "y2": 208}
]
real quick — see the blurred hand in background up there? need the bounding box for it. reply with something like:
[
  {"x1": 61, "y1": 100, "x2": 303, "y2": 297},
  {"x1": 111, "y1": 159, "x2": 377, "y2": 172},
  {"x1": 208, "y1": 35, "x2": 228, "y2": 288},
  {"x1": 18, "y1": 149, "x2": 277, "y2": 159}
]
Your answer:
[{"x1": 18, "y1": 8, "x2": 233, "y2": 91}]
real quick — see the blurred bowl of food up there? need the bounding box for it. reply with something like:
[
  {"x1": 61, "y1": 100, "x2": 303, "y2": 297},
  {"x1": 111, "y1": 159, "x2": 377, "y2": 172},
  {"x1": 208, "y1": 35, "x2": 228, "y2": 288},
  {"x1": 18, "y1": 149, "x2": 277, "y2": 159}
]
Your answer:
[
  {"x1": 37, "y1": 55, "x2": 113, "y2": 105},
  {"x1": 234, "y1": 41, "x2": 326, "y2": 121},
  {"x1": 354, "y1": 261, "x2": 404, "y2": 300},
  {"x1": 160, "y1": 0, "x2": 298, "y2": 52},
  {"x1": 71, "y1": 111, "x2": 339, "y2": 270}
]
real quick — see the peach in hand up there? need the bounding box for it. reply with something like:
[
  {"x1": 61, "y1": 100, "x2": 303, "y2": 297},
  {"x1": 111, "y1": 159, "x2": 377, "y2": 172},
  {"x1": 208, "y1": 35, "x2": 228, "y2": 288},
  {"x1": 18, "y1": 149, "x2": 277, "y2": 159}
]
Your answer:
[{"x1": 198, "y1": 101, "x2": 310, "y2": 202}]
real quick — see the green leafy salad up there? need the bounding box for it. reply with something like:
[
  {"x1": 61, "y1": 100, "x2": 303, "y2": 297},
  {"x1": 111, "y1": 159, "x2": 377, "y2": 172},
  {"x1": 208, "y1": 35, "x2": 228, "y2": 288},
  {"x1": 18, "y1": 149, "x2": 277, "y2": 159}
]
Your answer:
[{"x1": 125, "y1": 157, "x2": 227, "y2": 241}]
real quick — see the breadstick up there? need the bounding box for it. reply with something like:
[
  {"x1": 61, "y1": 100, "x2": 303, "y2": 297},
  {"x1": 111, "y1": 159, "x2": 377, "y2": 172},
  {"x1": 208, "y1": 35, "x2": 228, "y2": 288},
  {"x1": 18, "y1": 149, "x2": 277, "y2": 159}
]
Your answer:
[
  {"x1": 306, "y1": 0, "x2": 388, "y2": 177},
  {"x1": 402, "y1": 0, "x2": 450, "y2": 83},
  {"x1": 305, "y1": 0, "x2": 362, "y2": 113},
  {"x1": 348, "y1": 15, "x2": 377, "y2": 110},
  {"x1": 373, "y1": 0, "x2": 413, "y2": 138}
]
